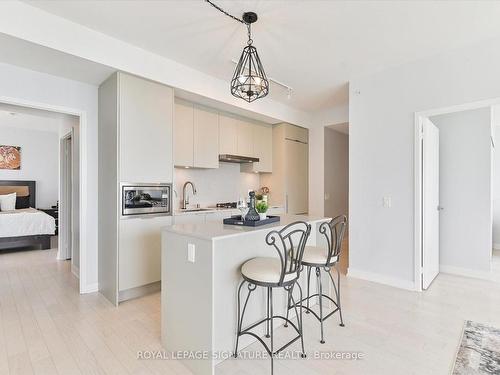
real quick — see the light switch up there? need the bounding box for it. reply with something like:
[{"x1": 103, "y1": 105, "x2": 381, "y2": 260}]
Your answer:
[
  {"x1": 187, "y1": 243, "x2": 196, "y2": 263},
  {"x1": 383, "y1": 196, "x2": 392, "y2": 208}
]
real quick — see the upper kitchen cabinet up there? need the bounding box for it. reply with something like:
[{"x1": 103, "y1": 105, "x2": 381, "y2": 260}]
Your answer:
[
  {"x1": 119, "y1": 73, "x2": 173, "y2": 183},
  {"x1": 174, "y1": 100, "x2": 194, "y2": 168},
  {"x1": 241, "y1": 123, "x2": 273, "y2": 173},
  {"x1": 174, "y1": 100, "x2": 219, "y2": 169},
  {"x1": 193, "y1": 105, "x2": 219, "y2": 168},
  {"x1": 219, "y1": 114, "x2": 238, "y2": 155},
  {"x1": 236, "y1": 119, "x2": 254, "y2": 157}
]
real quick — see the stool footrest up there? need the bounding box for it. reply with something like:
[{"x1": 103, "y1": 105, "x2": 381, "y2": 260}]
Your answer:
[
  {"x1": 237, "y1": 314, "x2": 302, "y2": 356},
  {"x1": 289, "y1": 293, "x2": 340, "y2": 323}
]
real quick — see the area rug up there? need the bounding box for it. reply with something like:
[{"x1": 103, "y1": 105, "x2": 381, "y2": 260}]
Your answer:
[{"x1": 452, "y1": 320, "x2": 500, "y2": 374}]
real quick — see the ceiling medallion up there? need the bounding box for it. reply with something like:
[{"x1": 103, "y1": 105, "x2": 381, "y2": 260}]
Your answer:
[{"x1": 206, "y1": 1, "x2": 269, "y2": 103}]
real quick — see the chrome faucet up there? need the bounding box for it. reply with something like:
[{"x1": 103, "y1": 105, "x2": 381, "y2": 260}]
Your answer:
[{"x1": 182, "y1": 181, "x2": 197, "y2": 209}]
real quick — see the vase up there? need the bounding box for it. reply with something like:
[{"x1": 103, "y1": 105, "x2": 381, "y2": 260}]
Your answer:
[
  {"x1": 245, "y1": 191, "x2": 260, "y2": 221},
  {"x1": 259, "y1": 212, "x2": 267, "y2": 220}
]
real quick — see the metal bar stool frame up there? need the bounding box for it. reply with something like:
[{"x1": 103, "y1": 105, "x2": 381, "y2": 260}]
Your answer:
[
  {"x1": 287, "y1": 215, "x2": 347, "y2": 344},
  {"x1": 234, "y1": 221, "x2": 311, "y2": 375}
]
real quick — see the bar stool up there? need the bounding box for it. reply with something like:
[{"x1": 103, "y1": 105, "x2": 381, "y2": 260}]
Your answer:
[
  {"x1": 288, "y1": 215, "x2": 347, "y2": 344},
  {"x1": 234, "y1": 221, "x2": 311, "y2": 375}
]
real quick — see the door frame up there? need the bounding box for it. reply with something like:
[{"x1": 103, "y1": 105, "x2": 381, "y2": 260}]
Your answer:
[
  {"x1": 0, "y1": 95, "x2": 90, "y2": 294},
  {"x1": 59, "y1": 131, "x2": 73, "y2": 261},
  {"x1": 414, "y1": 97, "x2": 500, "y2": 291}
]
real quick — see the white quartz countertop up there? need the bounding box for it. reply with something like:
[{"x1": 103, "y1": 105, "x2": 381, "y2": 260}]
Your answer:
[
  {"x1": 173, "y1": 205, "x2": 283, "y2": 216},
  {"x1": 162, "y1": 214, "x2": 330, "y2": 241}
]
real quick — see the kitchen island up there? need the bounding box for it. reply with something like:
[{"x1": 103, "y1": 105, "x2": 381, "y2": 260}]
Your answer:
[{"x1": 161, "y1": 214, "x2": 330, "y2": 375}]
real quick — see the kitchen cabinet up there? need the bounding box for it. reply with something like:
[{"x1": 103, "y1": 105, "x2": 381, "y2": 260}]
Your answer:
[
  {"x1": 219, "y1": 114, "x2": 238, "y2": 155},
  {"x1": 173, "y1": 210, "x2": 239, "y2": 224},
  {"x1": 237, "y1": 119, "x2": 254, "y2": 157},
  {"x1": 98, "y1": 72, "x2": 174, "y2": 305},
  {"x1": 119, "y1": 73, "x2": 173, "y2": 183},
  {"x1": 174, "y1": 101, "x2": 219, "y2": 169},
  {"x1": 261, "y1": 123, "x2": 309, "y2": 214},
  {"x1": 194, "y1": 106, "x2": 219, "y2": 168},
  {"x1": 173, "y1": 212, "x2": 206, "y2": 224},
  {"x1": 174, "y1": 100, "x2": 194, "y2": 167},
  {"x1": 241, "y1": 123, "x2": 273, "y2": 173},
  {"x1": 118, "y1": 216, "x2": 172, "y2": 298}
]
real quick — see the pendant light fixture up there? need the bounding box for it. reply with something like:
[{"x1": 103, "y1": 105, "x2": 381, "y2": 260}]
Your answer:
[{"x1": 206, "y1": 1, "x2": 269, "y2": 102}]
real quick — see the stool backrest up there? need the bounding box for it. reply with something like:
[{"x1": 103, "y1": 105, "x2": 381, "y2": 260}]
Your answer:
[
  {"x1": 320, "y1": 215, "x2": 347, "y2": 265},
  {"x1": 265, "y1": 221, "x2": 311, "y2": 286}
]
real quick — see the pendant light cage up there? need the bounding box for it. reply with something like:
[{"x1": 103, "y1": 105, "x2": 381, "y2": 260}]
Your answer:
[{"x1": 231, "y1": 43, "x2": 269, "y2": 102}]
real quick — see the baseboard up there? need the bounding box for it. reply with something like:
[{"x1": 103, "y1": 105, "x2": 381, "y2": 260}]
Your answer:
[
  {"x1": 71, "y1": 264, "x2": 79, "y2": 279},
  {"x1": 81, "y1": 283, "x2": 99, "y2": 294},
  {"x1": 118, "y1": 281, "x2": 161, "y2": 303},
  {"x1": 440, "y1": 265, "x2": 492, "y2": 281},
  {"x1": 347, "y1": 268, "x2": 416, "y2": 291}
]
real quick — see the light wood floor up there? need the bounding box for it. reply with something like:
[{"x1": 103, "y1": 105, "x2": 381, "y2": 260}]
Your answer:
[{"x1": 2, "y1": 247, "x2": 500, "y2": 375}]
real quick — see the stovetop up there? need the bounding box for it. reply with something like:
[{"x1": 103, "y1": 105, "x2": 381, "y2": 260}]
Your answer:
[{"x1": 216, "y1": 202, "x2": 237, "y2": 209}]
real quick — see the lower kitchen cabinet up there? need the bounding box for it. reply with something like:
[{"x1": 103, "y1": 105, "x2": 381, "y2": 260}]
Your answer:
[
  {"x1": 173, "y1": 210, "x2": 239, "y2": 225},
  {"x1": 118, "y1": 215, "x2": 172, "y2": 300}
]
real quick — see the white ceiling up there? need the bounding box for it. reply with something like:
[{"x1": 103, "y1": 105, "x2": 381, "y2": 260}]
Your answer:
[
  {"x1": 20, "y1": 1, "x2": 500, "y2": 112},
  {"x1": 0, "y1": 103, "x2": 77, "y2": 133}
]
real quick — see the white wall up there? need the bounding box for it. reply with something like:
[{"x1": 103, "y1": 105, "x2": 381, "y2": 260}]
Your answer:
[
  {"x1": 0, "y1": 61, "x2": 99, "y2": 293},
  {"x1": 0, "y1": 125, "x2": 58, "y2": 208},
  {"x1": 430, "y1": 108, "x2": 492, "y2": 272},
  {"x1": 492, "y1": 105, "x2": 500, "y2": 248},
  {"x1": 324, "y1": 127, "x2": 349, "y2": 219},
  {"x1": 349, "y1": 37, "x2": 500, "y2": 288},
  {"x1": 173, "y1": 163, "x2": 260, "y2": 209}
]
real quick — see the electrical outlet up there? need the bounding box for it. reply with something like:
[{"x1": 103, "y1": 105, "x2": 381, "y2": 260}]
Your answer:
[
  {"x1": 383, "y1": 196, "x2": 392, "y2": 208},
  {"x1": 187, "y1": 243, "x2": 195, "y2": 263}
]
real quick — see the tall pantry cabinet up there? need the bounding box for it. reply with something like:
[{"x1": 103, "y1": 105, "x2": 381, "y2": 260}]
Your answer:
[
  {"x1": 261, "y1": 123, "x2": 309, "y2": 214},
  {"x1": 98, "y1": 72, "x2": 174, "y2": 305}
]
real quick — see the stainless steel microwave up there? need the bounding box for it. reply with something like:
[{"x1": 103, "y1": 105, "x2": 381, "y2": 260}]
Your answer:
[{"x1": 121, "y1": 183, "x2": 172, "y2": 217}]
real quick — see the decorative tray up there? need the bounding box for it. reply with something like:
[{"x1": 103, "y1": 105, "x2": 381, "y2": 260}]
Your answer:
[{"x1": 223, "y1": 215, "x2": 280, "y2": 227}]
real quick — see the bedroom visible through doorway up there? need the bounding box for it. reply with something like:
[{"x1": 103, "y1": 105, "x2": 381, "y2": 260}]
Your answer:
[{"x1": 0, "y1": 102, "x2": 80, "y2": 280}]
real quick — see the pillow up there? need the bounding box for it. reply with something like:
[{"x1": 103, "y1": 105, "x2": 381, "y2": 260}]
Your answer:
[
  {"x1": 0, "y1": 193, "x2": 16, "y2": 211},
  {"x1": 16, "y1": 195, "x2": 30, "y2": 209}
]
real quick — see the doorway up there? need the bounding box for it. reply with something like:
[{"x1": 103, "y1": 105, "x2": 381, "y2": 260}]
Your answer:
[{"x1": 415, "y1": 101, "x2": 499, "y2": 290}]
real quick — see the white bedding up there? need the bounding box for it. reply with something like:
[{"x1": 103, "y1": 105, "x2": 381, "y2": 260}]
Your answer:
[{"x1": 0, "y1": 208, "x2": 55, "y2": 238}]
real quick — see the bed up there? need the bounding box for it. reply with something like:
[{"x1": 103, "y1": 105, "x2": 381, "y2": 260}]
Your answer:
[{"x1": 0, "y1": 180, "x2": 55, "y2": 250}]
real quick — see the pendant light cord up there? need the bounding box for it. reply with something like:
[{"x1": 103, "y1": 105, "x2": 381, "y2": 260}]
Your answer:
[{"x1": 205, "y1": 0, "x2": 246, "y2": 25}]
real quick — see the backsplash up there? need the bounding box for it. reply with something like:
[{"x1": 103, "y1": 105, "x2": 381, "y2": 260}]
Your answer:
[{"x1": 173, "y1": 162, "x2": 260, "y2": 209}]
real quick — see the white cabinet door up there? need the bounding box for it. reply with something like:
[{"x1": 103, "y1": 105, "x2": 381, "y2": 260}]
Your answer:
[
  {"x1": 254, "y1": 124, "x2": 272, "y2": 172},
  {"x1": 285, "y1": 139, "x2": 309, "y2": 214},
  {"x1": 194, "y1": 106, "x2": 219, "y2": 168},
  {"x1": 219, "y1": 114, "x2": 238, "y2": 155},
  {"x1": 173, "y1": 213, "x2": 206, "y2": 224},
  {"x1": 174, "y1": 100, "x2": 194, "y2": 168},
  {"x1": 237, "y1": 119, "x2": 254, "y2": 157},
  {"x1": 119, "y1": 73, "x2": 173, "y2": 182},
  {"x1": 118, "y1": 216, "x2": 172, "y2": 292}
]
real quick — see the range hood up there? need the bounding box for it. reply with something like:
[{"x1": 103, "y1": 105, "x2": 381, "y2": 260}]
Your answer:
[{"x1": 219, "y1": 154, "x2": 259, "y2": 163}]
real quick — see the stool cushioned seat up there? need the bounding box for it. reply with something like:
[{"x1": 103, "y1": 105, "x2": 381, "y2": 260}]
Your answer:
[
  {"x1": 301, "y1": 246, "x2": 338, "y2": 266},
  {"x1": 241, "y1": 257, "x2": 297, "y2": 284}
]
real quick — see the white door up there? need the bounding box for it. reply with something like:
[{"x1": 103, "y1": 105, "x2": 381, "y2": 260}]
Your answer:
[{"x1": 422, "y1": 117, "x2": 440, "y2": 289}]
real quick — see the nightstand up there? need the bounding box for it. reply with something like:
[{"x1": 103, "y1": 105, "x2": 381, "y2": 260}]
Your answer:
[{"x1": 39, "y1": 208, "x2": 59, "y2": 235}]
